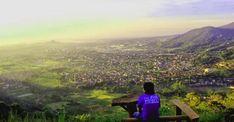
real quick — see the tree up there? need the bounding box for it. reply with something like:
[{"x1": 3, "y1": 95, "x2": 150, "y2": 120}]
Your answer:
[
  {"x1": 170, "y1": 81, "x2": 186, "y2": 96},
  {"x1": 207, "y1": 93, "x2": 225, "y2": 111},
  {"x1": 223, "y1": 91, "x2": 234, "y2": 109},
  {"x1": 184, "y1": 92, "x2": 201, "y2": 108}
]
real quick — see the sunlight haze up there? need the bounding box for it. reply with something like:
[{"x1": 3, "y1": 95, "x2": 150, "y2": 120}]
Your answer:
[{"x1": 0, "y1": 0, "x2": 233, "y2": 43}]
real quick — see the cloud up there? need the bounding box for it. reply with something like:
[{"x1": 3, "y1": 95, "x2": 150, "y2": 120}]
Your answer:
[
  {"x1": 0, "y1": 0, "x2": 233, "y2": 28},
  {"x1": 0, "y1": 0, "x2": 233, "y2": 42},
  {"x1": 0, "y1": 0, "x2": 159, "y2": 27},
  {"x1": 151, "y1": 0, "x2": 234, "y2": 17}
]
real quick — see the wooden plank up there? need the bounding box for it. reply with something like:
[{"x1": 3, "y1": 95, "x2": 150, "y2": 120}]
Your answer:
[
  {"x1": 112, "y1": 94, "x2": 199, "y2": 121},
  {"x1": 112, "y1": 93, "x2": 139, "y2": 106},
  {"x1": 121, "y1": 118, "x2": 140, "y2": 122},
  {"x1": 122, "y1": 115, "x2": 189, "y2": 122},
  {"x1": 171, "y1": 99, "x2": 199, "y2": 120},
  {"x1": 160, "y1": 115, "x2": 189, "y2": 121}
]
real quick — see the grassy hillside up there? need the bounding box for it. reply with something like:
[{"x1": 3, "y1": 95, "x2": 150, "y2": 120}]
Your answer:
[{"x1": 0, "y1": 40, "x2": 233, "y2": 122}]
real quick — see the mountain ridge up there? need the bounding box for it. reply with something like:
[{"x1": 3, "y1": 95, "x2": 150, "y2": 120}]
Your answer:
[
  {"x1": 162, "y1": 22, "x2": 234, "y2": 52},
  {"x1": 220, "y1": 22, "x2": 234, "y2": 29}
]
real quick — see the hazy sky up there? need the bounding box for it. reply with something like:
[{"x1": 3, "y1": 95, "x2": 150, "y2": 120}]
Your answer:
[{"x1": 0, "y1": 0, "x2": 234, "y2": 43}]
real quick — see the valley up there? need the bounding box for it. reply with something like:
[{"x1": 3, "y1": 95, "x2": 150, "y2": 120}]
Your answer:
[{"x1": 0, "y1": 22, "x2": 234, "y2": 122}]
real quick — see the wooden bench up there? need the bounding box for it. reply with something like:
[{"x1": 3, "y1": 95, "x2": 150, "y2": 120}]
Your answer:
[{"x1": 112, "y1": 94, "x2": 199, "y2": 122}]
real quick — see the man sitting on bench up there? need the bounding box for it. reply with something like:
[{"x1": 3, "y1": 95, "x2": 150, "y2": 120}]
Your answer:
[{"x1": 133, "y1": 82, "x2": 160, "y2": 122}]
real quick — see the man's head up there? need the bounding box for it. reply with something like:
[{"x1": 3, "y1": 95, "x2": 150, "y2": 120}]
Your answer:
[{"x1": 143, "y1": 82, "x2": 155, "y2": 94}]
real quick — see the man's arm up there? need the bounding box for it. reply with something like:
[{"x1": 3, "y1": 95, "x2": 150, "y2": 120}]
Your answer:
[
  {"x1": 137, "y1": 96, "x2": 143, "y2": 113},
  {"x1": 138, "y1": 105, "x2": 142, "y2": 113}
]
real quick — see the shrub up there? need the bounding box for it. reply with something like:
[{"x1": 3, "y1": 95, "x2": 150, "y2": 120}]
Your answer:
[{"x1": 199, "y1": 112, "x2": 224, "y2": 122}]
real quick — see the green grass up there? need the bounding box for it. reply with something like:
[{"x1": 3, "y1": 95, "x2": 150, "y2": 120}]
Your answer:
[
  {"x1": 4, "y1": 94, "x2": 228, "y2": 122},
  {"x1": 28, "y1": 71, "x2": 61, "y2": 88},
  {"x1": 89, "y1": 90, "x2": 116, "y2": 100},
  {"x1": 199, "y1": 112, "x2": 224, "y2": 122},
  {"x1": 46, "y1": 102, "x2": 68, "y2": 110},
  {"x1": 70, "y1": 90, "x2": 123, "y2": 107},
  {"x1": 5, "y1": 91, "x2": 128, "y2": 122},
  {"x1": 6, "y1": 110, "x2": 127, "y2": 122}
]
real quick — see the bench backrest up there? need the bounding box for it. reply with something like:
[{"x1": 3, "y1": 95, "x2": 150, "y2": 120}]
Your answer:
[{"x1": 171, "y1": 99, "x2": 199, "y2": 121}]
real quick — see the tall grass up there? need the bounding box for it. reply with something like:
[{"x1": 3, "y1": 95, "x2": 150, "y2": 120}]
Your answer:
[
  {"x1": 199, "y1": 112, "x2": 224, "y2": 122},
  {"x1": 5, "y1": 106, "x2": 226, "y2": 122},
  {"x1": 7, "y1": 111, "x2": 52, "y2": 122},
  {"x1": 5, "y1": 109, "x2": 126, "y2": 122}
]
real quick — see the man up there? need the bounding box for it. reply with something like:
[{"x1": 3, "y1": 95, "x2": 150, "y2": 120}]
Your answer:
[{"x1": 134, "y1": 82, "x2": 160, "y2": 122}]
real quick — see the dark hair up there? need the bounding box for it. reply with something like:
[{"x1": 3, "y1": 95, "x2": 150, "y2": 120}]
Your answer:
[{"x1": 144, "y1": 82, "x2": 155, "y2": 95}]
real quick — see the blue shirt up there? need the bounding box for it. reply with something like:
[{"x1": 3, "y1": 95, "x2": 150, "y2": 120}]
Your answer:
[{"x1": 137, "y1": 94, "x2": 160, "y2": 121}]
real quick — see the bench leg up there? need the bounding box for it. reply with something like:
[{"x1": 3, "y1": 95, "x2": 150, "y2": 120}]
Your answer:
[{"x1": 176, "y1": 106, "x2": 182, "y2": 122}]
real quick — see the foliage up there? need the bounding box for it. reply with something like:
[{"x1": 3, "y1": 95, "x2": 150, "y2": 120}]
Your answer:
[
  {"x1": 161, "y1": 81, "x2": 186, "y2": 96},
  {"x1": 184, "y1": 92, "x2": 201, "y2": 109},
  {"x1": 58, "y1": 109, "x2": 65, "y2": 122},
  {"x1": 223, "y1": 91, "x2": 234, "y2": 109},
  {"x1": 74, "y1": 114, "x2": 91, "y2": 122},
  {"x1": 159, "y1": 105, "x2": 175, "y2": 116},
  {"x1": 199, "y1": 112, "x2": 224, "y2": 122},
  {"x1": 170, "y1": 81, "x2": 186, "y2": 96}
]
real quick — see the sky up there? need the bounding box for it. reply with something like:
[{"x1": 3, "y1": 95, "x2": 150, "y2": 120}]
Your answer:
[{"x1": 0, "y1": 0, "x2": 234, "y2": 43}]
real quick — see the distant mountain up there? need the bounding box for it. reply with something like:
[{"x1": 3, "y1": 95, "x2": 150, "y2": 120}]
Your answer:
[
  {"x1": 220, "y1": 22, "x2": 234, "y2": 29},
  {"x1": 163, "y1": 22, "x2": 234, "y2": 52}
]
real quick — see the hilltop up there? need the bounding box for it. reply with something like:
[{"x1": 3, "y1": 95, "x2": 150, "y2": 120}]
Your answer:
[{"x1": 162, "y1": 22, "x2": 234, "y2": 52}]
